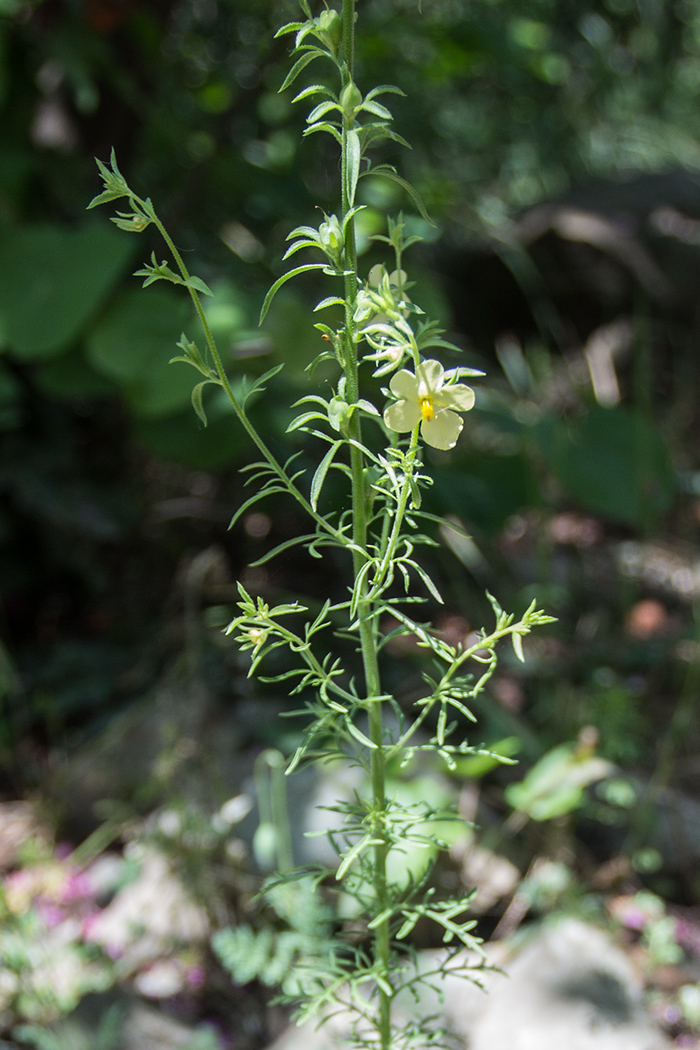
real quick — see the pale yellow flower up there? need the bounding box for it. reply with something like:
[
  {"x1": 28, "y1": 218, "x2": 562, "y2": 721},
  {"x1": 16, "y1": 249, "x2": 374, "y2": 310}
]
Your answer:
[{"x1": 383, "y1": 359, "x2": 476, "y2": 450}]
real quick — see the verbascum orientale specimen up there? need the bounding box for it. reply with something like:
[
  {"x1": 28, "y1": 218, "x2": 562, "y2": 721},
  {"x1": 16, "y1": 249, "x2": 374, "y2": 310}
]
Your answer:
[{"x1": 89, "y1": 3, "x2": 554, "y2": 1048}]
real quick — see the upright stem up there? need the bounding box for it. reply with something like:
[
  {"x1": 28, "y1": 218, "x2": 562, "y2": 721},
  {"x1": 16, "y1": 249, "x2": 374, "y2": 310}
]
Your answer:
[{"x1": 340, "y1": 3, "x2": 391, "y2": 1047}]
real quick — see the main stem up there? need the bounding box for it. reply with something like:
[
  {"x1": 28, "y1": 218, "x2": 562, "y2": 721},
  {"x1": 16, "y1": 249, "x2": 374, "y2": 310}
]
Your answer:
[{"x1": 340, "y1": 2, "x2": 391, "y2": 1047}]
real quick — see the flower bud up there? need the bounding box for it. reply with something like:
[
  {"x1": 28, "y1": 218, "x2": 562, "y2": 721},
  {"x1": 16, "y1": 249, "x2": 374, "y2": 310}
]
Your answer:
[
  {"x1": 319, "y1": 214, "x2": 344, "y2": 264},
  {"x1": 329, "y1": 396, "x2": 351, "y2": 432},
  {"x1": 317, "y1": 9, "x2": 342, "y2": 54},
  {"x1": 340, "y1": 81, "x2": 363, "y2": 120}
]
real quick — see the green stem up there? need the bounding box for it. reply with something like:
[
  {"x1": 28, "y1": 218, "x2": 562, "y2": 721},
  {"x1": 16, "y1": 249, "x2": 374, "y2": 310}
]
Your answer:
[
  {"x1": 369, "y1": 429, "x2": 419, "y2": 596},
  {"x1": 340, "y1": 2, "x2": 391, "y2": 1046}
]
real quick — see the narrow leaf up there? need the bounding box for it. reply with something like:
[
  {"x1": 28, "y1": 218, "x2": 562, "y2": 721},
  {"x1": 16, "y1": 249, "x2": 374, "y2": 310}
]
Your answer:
[
  {"x1": 360, "y1": 99, "x2": 393, "y2": 120},
  {"x1": 286, "y1": 410, "x2": 328, "y2": 432},
  {"x1": 228, "y1": 487, "x2": 286, "y2": 531},
  {"x1": 274, "y1": 20, "x2": 305, "y2": 38},
  {"x1": 346, "y1": 129, "x2": 361, "y2": 208},
  {"x1": 369, "y1": 165, "x2": 436, "y2": 226},
  {"x1": 364, "y1": 84, "x2": 406, "y2": 101},
  {"x1": 344, "y1": 718, "x2": 378, "y2": 750},
  {"x1": 249, "y1": 534, "x2": 317, "y2": 567},
  {"x1": 292, "y1": 83, "x2": 335, "y2": 104},
  {"x1": 259, "y1": 264, "x2": 327, "y2": 323},
  {"x1": 336, "y1": 833, "x2": 374, "y2": 881},
  {"x1": 311, "y1": 441, "x2": 343, "y2": 511},
  {"x1": 303, "y1": 122, "x2": 343, "y2": 144},
  {"x1": 191, "y1": 381, "x2": 213, "y2": 426},
  {"x1": 185, "y1": 275, "x2": 214, "y2": 297},
  {"x1": 87, "y1": 188, "x2": 126, "y2": 209},
  {"x1": 307, "y1": 100, "x2": 341, "y2": 124},
  {"x1": 279, "y1": 50, "x2": 324, "y2": 92},
  {"x1": 412, "y1": 562, "x2": 444, "y2": 603}
]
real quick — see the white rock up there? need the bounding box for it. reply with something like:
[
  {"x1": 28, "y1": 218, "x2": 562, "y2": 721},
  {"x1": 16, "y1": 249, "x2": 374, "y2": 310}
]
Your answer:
[{"x1": 266, "y1": 919, "x2": 671, "y2": 1050}]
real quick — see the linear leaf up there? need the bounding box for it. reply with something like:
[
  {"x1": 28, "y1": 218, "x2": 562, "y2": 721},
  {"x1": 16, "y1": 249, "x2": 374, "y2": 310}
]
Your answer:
[
  {"x1": 311, "y1": 440, "x2": 343, "y2": 511},
  {"x1": 259, "y1": 263, "x2": 327, "y2": 323},
  {"x1": 292, "y1": 83, "x2": 334, "y2": 104},
  {"x1": 191, "y1": 380, "x2": 215, "y2": 426},
  {"x1": 344, "y1": 718, "x2": 378, "y2": 750},
  {"x1": 307, "y1": 100, "x2": 341, "y2": 123},
  {"x1": 336, "y1": 833, "x2": 375, "y2": 881},
  {"x1": 274, "y1": 20, "x2": 305, "y2": 38},
  {"x1": 241, "y1": 363, "x2": 285, "y2": 407},
  {"x1": 283, "y1": 239, "x2": 323, "y2": 260},
  {"x1": 360, "y1": 99, "x2": 393, "y2": 120},
  {"x1": 249, "y1": 533, "x2": 317, "y2": 567},
  {"x1": 279, "y1": 50, "x2": 324, "y2": 92},
  {"x1": 368, "y1": 165, "x2": 436, "y2": 226},
  {"x1": 228, "y1": 486, "x2": 286, "y2": 531},
  {"x1": 303, "y1": 122, "x2": 342, "y2": 144},
  {"x1": 364, "y1": 84, "x2": 406, "y2": 101},
  {"x1": 346, "y1": 129, "x2": 361, "y2": 208},
  {"x1": 287, "y1": 410, "x2": 328, "y2": 432},
  {"x1": 412, "y1": 561, "x2": 444, "y2": 603}
]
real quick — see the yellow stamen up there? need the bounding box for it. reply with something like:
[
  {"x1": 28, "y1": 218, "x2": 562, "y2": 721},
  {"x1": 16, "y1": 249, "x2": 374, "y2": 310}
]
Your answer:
[{"x1": 420, "y1": 396, "x2": 435, "y2": 422}]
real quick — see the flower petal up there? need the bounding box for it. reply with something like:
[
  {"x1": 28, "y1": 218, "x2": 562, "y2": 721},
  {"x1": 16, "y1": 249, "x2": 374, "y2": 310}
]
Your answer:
[
  {"x1": 389, "y1": 368, "x2": 420, "y2": 400},
  {"x1": 416, "y1": 359, "x2": 445, "y2": 396},
  {"x1": 421, "y1": 408, "x2": 463, "y2": 450},
  {"x1": 439, "y1": 383, "x2": 475, "y2": 412},
  {"x1": 384, "y1": 399, "x2": 422, "y2": 433}
]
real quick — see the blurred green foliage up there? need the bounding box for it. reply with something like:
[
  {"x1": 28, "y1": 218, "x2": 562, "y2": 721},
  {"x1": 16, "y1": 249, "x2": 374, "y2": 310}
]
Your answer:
[{"x1": 0, "y1": 0, "x2": 700, "y2": 827}]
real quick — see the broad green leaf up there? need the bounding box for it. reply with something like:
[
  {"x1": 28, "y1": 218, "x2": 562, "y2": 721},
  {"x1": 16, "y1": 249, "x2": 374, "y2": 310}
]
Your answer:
[
  {"x1": 0, "y1": 224, "x2": 134, "y2": 359},
  {"x1": 134, "y1": 394, "x2": 247, "y2": 468},
  {"x1": 86, "y1": 286, "x2": 195, "y2": 417},
  {"x1": 536, "y1": 405, "x2": 675, "y2": 528},
  {"x1": 34, "y1": 348, "x2": 117, "y2": 400},
  {"x1": 505, "y1": 744, "x2": 613, "y2": 821}
]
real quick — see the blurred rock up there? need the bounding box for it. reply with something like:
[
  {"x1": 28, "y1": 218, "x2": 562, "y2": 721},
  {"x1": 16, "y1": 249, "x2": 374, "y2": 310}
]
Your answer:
[
  {"x1": 84, "y1": 843, "x2": 209, "y2": 968},
  {"x1": 121, "y1": 1002, "x2": 208, "y2": 1050},
  {"x1": 267, "y1": 919, "x2": 671, "y2": 1050},
  {"x1": 63, "y1": 992, "x2": 215, "y2": 1050},
  {"x1": 0, "y1": 801, "x2": 50, "y2": 869},
  {"x1": 451, "y1": 842, "x2": 520, "y2": 913}
]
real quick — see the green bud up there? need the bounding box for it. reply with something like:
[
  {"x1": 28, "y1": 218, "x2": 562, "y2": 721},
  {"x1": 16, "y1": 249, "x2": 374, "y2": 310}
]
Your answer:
[
  {"x1": 329, "y1": 396, "x2": 351, "y2": 432},
  {"x1": 340, "y1": 81, "x2": 363, "y2": 119},
  {"x1": 319, "y1": 214, "x2": 344, "y2": 264},
  {"x1": 317, "y1": 8, "x2": 342, "y2": 54}
]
